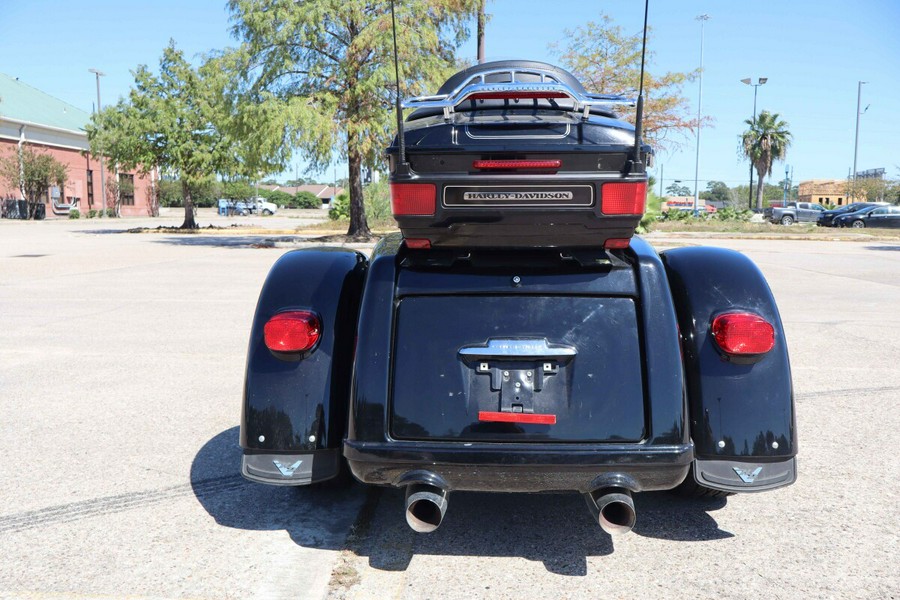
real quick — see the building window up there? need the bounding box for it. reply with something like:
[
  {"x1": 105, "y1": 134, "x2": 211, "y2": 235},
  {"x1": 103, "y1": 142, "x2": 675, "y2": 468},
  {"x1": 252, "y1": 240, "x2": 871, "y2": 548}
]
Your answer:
[
  {"x1": 818, "y1": 197, "x2": 823, "y2": 202},
  {"x1": 86, "y1": 170, "x2": 94, "y2": 208},
  {"x1": 119, "y1": 173, "x2": 135, "y2": 206}
]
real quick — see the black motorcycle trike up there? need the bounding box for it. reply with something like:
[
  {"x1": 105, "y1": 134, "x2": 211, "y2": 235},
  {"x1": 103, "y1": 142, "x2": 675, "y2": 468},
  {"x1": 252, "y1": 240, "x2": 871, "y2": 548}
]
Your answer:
[{"x1": 240, "y1": 62, "x2": 796, "y2": 535}]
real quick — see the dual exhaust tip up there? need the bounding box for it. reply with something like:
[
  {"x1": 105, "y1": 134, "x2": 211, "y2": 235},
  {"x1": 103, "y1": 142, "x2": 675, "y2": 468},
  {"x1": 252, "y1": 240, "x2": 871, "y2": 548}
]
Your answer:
[{"x1": 402, "y1": 477, "x2": 635, "y2": 535}]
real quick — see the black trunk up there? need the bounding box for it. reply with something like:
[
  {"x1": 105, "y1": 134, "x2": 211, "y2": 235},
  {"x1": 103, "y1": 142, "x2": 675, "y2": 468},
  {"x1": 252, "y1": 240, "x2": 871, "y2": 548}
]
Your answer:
[
  {"x1": 477, "y1": 1, "x2": 485, "y2": 64},
  {"x1": 181, "y1": 180, "x2": 197, "y2": 229},
  {"x1": 347, "y1": 143, "x2": 370, "y2": 237}
]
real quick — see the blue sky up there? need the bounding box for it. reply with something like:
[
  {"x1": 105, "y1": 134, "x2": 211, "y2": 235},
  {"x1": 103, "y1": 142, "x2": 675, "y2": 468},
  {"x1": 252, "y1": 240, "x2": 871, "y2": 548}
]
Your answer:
[{"x1": 2, "y1": 0, "x2": 898, "y2": 190}]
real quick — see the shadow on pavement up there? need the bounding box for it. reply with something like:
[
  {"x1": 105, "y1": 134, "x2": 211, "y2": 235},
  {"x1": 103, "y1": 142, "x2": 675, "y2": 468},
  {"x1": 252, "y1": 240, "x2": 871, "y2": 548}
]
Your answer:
[
  {"x1": 194, "y1": 428, "x2": 732, "y2": 575},
  {"x1": 191, "y1": 427, "x2": 364, "y2": 548},
  {"x1": 866, "y1": 245, "x2": 900, "y2": 252}
]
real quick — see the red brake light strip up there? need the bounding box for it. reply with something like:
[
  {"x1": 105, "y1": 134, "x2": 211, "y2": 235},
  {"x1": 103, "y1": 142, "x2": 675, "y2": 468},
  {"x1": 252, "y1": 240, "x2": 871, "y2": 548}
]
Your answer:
[{"x1": 473, "y1": 160, "x2": 562, "y2": 170}]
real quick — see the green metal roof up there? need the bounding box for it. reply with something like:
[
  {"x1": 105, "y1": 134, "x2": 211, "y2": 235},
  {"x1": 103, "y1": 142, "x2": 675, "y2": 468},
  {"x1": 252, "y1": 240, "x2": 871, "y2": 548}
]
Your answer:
[{"x1": 0, "y1": 72, "x2": 90, "y2": 133}]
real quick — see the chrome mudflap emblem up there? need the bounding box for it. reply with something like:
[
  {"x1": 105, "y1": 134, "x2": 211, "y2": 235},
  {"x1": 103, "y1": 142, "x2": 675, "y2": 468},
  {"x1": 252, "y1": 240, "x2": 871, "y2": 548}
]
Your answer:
[
  {"x1": 733, "y1": 466, "x2": 763, "y2": 483},
  {"x1": 273, "y1": 459, "x2": 303, "y2": 477}
]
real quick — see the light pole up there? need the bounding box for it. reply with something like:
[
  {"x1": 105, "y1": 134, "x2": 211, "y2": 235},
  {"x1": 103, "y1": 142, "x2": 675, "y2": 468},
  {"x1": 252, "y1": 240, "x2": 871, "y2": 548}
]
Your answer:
[
  {"x1": 852, "y1": 81, "x2": 868, "y2": 180},
  {"x1": 741, "y1": 76, "x2": 767, "y2": 210},
  {"x1": 692, "y1": 14, "x2": 709, "y2": 215},
  {"x1": 88, "y1": 68, "x2": 106, "y2": 219}
]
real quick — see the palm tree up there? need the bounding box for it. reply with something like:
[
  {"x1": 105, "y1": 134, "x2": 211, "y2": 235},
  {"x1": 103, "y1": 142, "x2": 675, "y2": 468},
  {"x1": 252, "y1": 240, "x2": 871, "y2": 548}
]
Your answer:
[{"x1": 742, "y1": 110, "x2": 792, "y2": 210}]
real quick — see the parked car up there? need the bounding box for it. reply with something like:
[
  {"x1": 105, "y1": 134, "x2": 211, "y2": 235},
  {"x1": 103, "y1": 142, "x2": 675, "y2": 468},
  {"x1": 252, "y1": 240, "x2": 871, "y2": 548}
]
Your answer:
[
  {"x1": 835, "y1": 204, "x2": 900, "y2": 228},
  {"x1": 764, "y1": 201, "x2": 825, "y2": 225},
  {"x1": 239, "y1": 60, "x2": 796, "y2": 535},
  {"x1": 818, "y1": 202, "x2": 888, "y2": 227}
]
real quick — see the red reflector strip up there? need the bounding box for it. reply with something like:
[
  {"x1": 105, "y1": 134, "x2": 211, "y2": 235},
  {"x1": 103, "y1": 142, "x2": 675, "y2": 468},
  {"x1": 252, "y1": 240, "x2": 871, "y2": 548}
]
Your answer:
[
  {"x1": 264, "y1": 311, "x2": 321, "y2": 353},
  {"x1": 711, "y1": 312, "x2": 775, "y2": 355},
  {"x1": 469, "y1": 91, "x2": 569, "y2": 101},
  {"x1": 478, "y1": 411, "x2": 557, "y2": 425},
  {"x1": 473, "y1": 160, "x2": 562, "y2": 170},
  {"x1": 404, "y1": 238, "x2": 431, "y2": 249},
  {"x1": 601, "y1": 181, "x2": 647, "y2": 215},
  {"x1": 604, "y1": 238, "x2": 631, "y2": 249},
  {"x1": 390, "y1": 183, "x2": 436, "y2": 216}
]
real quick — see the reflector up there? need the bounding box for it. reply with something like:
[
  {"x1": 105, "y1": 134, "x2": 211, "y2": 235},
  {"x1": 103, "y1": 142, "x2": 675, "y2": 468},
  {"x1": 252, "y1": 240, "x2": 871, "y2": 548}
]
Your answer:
[
  {"x1": 604, "y1": 238, "x2": 631, "y2": 249},
  {"x1": 711, "y1": 312, "x2": 775, "y2": 355},
  {"x1": 264, "y1": 311, "x2": 321, "y2": 353},
  {"x1": 391, "y1": 183, "x2": 436, "y2": 216},
  {"x1": 404, "y1": 238, "x2": 432, "y2": 249},
  {"x1": 601, "y1": 181, "x2": 647, "y2": 215},
  {"x1": 478, "y1": 411, "x2": 557, "y2": 425}
]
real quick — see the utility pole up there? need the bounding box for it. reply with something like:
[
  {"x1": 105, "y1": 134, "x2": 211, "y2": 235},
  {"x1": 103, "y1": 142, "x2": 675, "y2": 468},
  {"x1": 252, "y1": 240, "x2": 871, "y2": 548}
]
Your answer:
[
  {"x1": 852, "y1": 81, "x2": 867, "y2": 180},
  {"x1": 692, "y1": 14, "x2": 709, "y2": 216},
  {"x1": 783, "y1": 165, "x2": 789, "y2": 205},
  {"x1": 89, "y1": 69, "x2": 106, "y2": 218},
  {"x1": 658, "y1": 164, "x2": 664, "y2": 198}
]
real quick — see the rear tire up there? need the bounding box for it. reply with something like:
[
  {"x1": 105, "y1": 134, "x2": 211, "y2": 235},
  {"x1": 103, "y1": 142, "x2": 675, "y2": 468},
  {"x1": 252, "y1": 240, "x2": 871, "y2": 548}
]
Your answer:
[
  {"x1": 780, "y1": 215, "x2": 794, "y2": 226},
  {"x1": 851, "y1": 220, "x2": 865, "y2": 228},
  {"x1": 672, "y1": 465, "x2": 734, "y2": 499}
]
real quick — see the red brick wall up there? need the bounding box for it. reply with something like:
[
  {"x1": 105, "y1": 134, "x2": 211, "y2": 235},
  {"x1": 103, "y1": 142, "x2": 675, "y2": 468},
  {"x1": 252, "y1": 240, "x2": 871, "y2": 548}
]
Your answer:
[{"x1": 0, "y1": 139, "x2": 153, "y2": 218}]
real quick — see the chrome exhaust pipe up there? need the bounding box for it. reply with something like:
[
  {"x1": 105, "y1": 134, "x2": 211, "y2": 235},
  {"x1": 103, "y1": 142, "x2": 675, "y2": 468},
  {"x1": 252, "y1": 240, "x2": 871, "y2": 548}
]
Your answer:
[
  {"x1": 404, "y1": 483, "x2": 449, "y2": 533},
  {"x1": 585, "y1": 487, "x2": 636, "y2": 535}
]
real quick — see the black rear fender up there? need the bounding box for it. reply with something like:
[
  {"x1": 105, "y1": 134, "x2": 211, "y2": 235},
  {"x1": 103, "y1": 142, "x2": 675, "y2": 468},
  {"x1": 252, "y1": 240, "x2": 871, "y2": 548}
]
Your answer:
[
  {"x1": 240, "y1": 248, "x2": 367, "y2": 485},
  {"x1": 662, "y1": 247, "x2": 797, "y2": 492}
]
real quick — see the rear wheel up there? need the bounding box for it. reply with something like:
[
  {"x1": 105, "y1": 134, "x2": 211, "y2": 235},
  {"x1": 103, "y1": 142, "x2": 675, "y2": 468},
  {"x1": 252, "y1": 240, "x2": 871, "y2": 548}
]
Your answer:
[
  {"x1": 851, "y1": 220, "x2": 866, "y2": 228},
  {"x1": 780, "y1": 215, "x2": 794, "y2": 226}
]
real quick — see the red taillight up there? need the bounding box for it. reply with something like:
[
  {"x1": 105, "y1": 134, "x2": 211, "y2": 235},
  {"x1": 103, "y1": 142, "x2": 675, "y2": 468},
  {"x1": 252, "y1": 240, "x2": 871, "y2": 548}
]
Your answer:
[
  {"x1": 601, "y1": 182, "x2": 647, "y2": 215},
  {"x1": 473, "y1": 159, "x2": 561, "y2": 171},
  {"x1": 468, "y1": 91, "x2": 569, "y2": 101},
  {"x1": 390, "y1": 183, "x2": 436, "y2": 216},
  {"x1": 478, "y1": 411, "x2": 557, "y2": 425},
  {"x1": 264, "y1": 311, "x2": 321, "y2": 353},
  {"x1": 711, "y1": 312, "x2": 775, "y2": 355}
]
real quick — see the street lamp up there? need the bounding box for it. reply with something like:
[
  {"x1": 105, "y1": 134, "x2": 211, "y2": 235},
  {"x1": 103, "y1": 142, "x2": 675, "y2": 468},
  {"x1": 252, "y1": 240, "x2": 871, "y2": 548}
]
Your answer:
[
  {"x1": 852, "y1": 81, "x2": 868, "y2": 180},
  {"x1": 692, "y1": 14, "x2": 710, "y2": 215},
  {"x1": 741, "y1": 76, "x2": 767, "y2": 210},
  {"x1": 88, "y1": 68, "x2": 106, "y2": 219}
]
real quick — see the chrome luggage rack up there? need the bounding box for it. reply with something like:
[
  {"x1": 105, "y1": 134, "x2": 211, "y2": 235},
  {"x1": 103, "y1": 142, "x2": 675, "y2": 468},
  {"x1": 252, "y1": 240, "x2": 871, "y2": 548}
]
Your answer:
[{"x1": 402, "y1": 67, "x2": 635, "y2": 121}]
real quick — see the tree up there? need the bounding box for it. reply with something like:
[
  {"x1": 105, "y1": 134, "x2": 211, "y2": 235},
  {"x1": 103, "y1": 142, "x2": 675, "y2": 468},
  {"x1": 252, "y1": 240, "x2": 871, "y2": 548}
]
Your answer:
[
  {"x1": 553, "y1": 15, "x2": 704, "y2": 152},
  {"x1": 0, "y1": 146, "x2": 67, "y2": 219},
  {"x1": 741, "y1": 110, "x2": 792, "y2": 211},
  {"x1": 846, "y1": 176, "x2": 899, "y2": 203},
  {"x1": 226, "y1": 0, "x2": 479, "y2": 237},
  {"x1": 665, "y1": 182, "x2": 691, "y2": 196},
  {"x1": 700, "y1": 180, "x2": 731, "y2": 205},
  {"x1": 87, "y1": 42, "x2": 237, "y2": 229}
]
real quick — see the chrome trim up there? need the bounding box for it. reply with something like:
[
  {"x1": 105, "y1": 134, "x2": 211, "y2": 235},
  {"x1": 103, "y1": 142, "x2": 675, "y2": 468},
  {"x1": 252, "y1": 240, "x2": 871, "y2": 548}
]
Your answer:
[
  {"x1": 402, "y1": 67, "x2": 634, "y2": 120},
  {"x1": 443, "y1": 185, "x2": 594, "y2": 209},
  {"x1": 459, "y1": 338, "x2": 578, "y2": 359},
  {"x1": 464, "y1": 122, "x2": 570, "y2": 140}
]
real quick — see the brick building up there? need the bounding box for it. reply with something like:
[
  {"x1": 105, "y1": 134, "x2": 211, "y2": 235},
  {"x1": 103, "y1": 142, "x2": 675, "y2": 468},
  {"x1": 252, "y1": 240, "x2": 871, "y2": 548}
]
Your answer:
[{"x1": 0, "y1": 72, "x2": 153, "y2": 217}]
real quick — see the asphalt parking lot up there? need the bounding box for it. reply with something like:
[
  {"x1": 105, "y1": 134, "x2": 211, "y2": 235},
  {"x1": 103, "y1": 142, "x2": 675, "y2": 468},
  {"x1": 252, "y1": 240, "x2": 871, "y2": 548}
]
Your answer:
[{"x1": 1, "y1": 214, "x2": 898, "y2": 599}]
